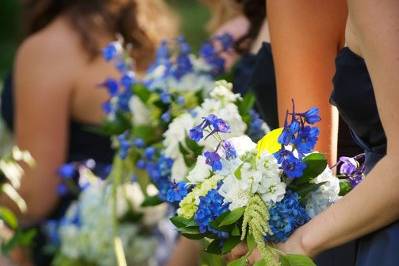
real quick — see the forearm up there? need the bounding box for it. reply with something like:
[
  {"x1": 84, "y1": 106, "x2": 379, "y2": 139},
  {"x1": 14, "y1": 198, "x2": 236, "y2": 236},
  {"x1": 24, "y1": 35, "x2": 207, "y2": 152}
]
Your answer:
[
  {"x1": 299, "y1": 154, "x2": 399, "y2": 256},
  {"x1": 167, "y1": 237, "x2": 201, "y2": 266}
]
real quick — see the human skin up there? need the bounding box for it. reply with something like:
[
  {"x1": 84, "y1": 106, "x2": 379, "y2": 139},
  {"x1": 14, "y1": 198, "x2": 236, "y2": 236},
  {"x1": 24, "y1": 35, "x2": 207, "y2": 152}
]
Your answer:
[{"x1": 229, "y1": 0, "x2": 399, "y2": 264}]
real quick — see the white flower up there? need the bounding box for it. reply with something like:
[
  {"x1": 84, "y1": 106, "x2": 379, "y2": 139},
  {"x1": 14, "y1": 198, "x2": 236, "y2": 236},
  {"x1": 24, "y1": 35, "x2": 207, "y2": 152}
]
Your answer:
[
  {"x1": 129, "y1": 95, "x2": 151, "y2": 125},
  {"x1": 228, "y1": 135, "x2": 257, "y2": 156},
  {"x1": 210, "y1": 80, "x2": 241, "y2": 103},
  {"x1": 187, "y1": 155, "x2": 212, "y2": 184},
  {"x1": 218, "y1": 174, "x2": 251, "y2": 210},
  {"x1": 305, "y1": 167, "x2": 340, "y2": 218},
  {"x1": 163, "y1": 113, "x2": 195, "y2": 159},
  {"x1": 170, "y1": 156, "x2": 188, "y2": 182}
]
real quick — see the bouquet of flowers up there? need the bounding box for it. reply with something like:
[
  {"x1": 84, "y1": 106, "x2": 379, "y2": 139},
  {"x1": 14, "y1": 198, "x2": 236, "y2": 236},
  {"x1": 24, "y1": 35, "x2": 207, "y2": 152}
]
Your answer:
[
  {"x1": 167, "y1": 105, "x2": 363, "y2": 266},
  {"x1": 49, "y1": 161, "x2": 173, "y2": 266},
  {"x1": 0, "y1": 147, "x2": 35, "y2": 253}
]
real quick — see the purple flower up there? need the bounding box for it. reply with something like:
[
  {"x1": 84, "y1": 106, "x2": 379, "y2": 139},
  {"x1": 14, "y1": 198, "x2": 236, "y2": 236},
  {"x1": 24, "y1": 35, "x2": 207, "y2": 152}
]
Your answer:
[
  {"x1": 302, "y1": 107, "x2": 321, "y2": 124},
  {"x1": 222, "y1": 140, "x2": 237, "y2": 160},
  {"x1": 204, "y1": 151, "x2": 222, "y2": 171},
  {"x1": 212, "y1": 118, "x2": 231, "y2": 133},
  {"x1": 339, "y1": 156, "x2": 358, "y2": 176},
  {"x1": 189, "y1": 125, "x2": 204, "y2": 142}
]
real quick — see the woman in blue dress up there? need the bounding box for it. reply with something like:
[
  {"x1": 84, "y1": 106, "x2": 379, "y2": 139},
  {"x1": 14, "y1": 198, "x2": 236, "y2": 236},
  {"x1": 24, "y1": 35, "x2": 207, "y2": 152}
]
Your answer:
[{"x1": 230, "y1": 0, "x2": 399, "y2": 265}]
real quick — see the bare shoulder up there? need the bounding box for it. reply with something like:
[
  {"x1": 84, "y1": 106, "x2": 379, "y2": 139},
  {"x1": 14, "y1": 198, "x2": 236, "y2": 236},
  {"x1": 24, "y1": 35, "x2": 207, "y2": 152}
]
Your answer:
[{"x1": 15, "y1": 16, "x2": 87, "y2": 91}]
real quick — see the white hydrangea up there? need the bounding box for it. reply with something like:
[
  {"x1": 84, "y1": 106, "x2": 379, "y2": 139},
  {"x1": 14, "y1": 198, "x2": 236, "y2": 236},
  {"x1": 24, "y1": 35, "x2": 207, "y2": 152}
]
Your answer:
[
  {"x1": 170, "y1": 156, "x2": 188, "y2": 183},
  {"x1": 218, "y1": 174, "x2": 251, "y2": 210},
  {"x1": 58, "y1": 182, "x2": 166, "y2": 266},
  {"x1": 210, "y1": 80, "x2": 241, "y2": 103},
  {"x1": 305, "y1": 167, "x2": 340, "y2": 218},
  {"x1": 228, "y1": 136, "x2": 256, "y2": 157},
  {"x1": 187, "y1": 155, "x2": 212, "y2": 184},
  {"x1": 129, "y1": 95, "x2": 151, "y2": 125}
]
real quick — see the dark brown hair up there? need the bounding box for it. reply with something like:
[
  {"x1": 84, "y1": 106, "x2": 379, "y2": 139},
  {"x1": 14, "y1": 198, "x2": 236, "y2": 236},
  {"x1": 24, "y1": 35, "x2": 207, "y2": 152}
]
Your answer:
[
  {"x1": 234, "y1": 0, "x2": 266, "y2": 53},
  {"x1": 24, "y1": 0, "x2": 177, "y2": 70}
]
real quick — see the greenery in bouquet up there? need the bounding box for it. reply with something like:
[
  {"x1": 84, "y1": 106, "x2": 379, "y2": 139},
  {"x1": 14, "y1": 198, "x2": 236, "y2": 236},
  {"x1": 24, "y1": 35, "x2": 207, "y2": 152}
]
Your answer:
[
  {"x1": 49, "y1": 160, "x2": 171, "y2": 266},
  {"x1": 0, "y1": 147, "x2": 35, "y2": 254},
  {"x1": 167, "y1": 104, "x2": 365, "y2": 266}
]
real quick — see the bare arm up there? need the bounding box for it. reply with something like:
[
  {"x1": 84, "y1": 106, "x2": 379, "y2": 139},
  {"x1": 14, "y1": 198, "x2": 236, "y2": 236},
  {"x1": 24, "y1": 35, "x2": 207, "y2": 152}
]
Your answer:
[
  {"x1": 166, "y1": 237, "x2": 201, "y2": 266},
  {"x1": 9, "y1": 27, "x2": 81, "y2": 222},
  {"x1": 267, "y1": 0, "x2": 347, "y2": 163},
  {"x1": 279, "y1": 0, "x2": 399, "y2": 257}
]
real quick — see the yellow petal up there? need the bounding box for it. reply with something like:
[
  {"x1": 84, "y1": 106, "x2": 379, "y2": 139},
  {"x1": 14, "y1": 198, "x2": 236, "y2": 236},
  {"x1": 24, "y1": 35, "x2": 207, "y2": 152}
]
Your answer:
[{"x1": 256, "y1": 128, "x2": 283, "y2": 156}]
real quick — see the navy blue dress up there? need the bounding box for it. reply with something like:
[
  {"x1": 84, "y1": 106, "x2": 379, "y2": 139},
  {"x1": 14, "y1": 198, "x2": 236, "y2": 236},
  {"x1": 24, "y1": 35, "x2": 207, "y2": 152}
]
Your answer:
[
  {"x1": 0, "y1": 73, "x2": 114, "y2": 265},
  {"x1": 331, "y1": 47, "x2": 398, "y2": 266}
]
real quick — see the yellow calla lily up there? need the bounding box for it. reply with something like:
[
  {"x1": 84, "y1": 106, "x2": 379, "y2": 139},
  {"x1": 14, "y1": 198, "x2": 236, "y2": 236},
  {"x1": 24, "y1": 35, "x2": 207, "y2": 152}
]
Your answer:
[{"x1": 256, "y1": 128, "x2": 283, "y2": 156}]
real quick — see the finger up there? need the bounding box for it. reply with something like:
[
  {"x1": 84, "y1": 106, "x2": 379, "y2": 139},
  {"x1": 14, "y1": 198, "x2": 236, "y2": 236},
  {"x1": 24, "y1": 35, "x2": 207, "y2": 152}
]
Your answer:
[
  {"x1": 226, "y1": 243, "x2": 248, "y2": 261},
  {"x1": 247, "y1": 249, "x2": 262, "y2": 265}
]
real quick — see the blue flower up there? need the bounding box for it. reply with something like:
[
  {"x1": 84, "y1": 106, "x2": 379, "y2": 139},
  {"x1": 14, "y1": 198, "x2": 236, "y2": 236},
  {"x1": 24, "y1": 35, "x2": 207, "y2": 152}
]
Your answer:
[
  {"x1": 222, "y1": 140, "x2": 237, "y2": 160},
  {"x1": 212, "y1": 118, "x2": 231, "y2": 133},
  {"x1": 215, "y1": 33, "x2": 234, "y2": 51},
  {"x1": 103, "y1": 42, "x2": 121, "y2": 61},
  {"x1": 102, "y1": 101, "x2": 114, "y2": 115},
  {"x1": 339, "y1": 156, "x2": 357, "y2": 176},
  {"x1": 173, "y1": 54, "x2": 193, "y2": 79},
  {"x1": 204, "y1": 151, "x2": 222, "y2": 171},
  {"x1": 267, "y1": 192, "x2": 310, "y2": 243},
  {"x1": 102, "y1": 78, "x2": 119, "y2": 96},
  {"x1": 302, "y1": 107, "x2": 321, "y2": 124},
  {"x1": 278, "y1": 127, "x2": 295, "y2": 146},
  {"x1": 133, "y1": 138, "x2": 145, "y2": 148},
  {"x1": 120, "y1": 71, "x2": 135, "y2": 89},
  {"x1": 177, "y1": 96, "x2": 185, "y2": 105},
  {"x1": 289, "y1": 119, "x2": 301, "y2": 134},
  {"x1": 274, "y1": 149, "x2": 294, "y2": 164},
  {"x1": 118, "y1": 133, "x2": 132, "y2": 159},
  {"x1": 194, "y1": 188, "x2": 230, "y2": 234},
  {"x1": 281, "y1": 155, "x2": 307, "y2": 179},
  {"x1": 57, "y1": 183, "x2": 68, "y2": 196},
  {"x1": 189, "y1": 125, "x2": 204, "y2": 142},
  {"x1": 58, "y1": 163, "x2": 76, "y2": 179},
  {"x1": 294, "y1": 126, "x2": 320, "y2": 154},
  {"x1": 166, "y1": 182, "x2": 190, "y2": 203},
  {"x1": 177, "y1": 36, "x2": 191, "y2": 55},
  {"x1": 248, "y1": 110, "x2": 266, "y2": 142},
  {"x1": 161, "y1": 111, "x2": 171, "y2": 122},
  {"x1": 136, "y1": 159, "x2": 146, "y2": 169},
  {"x1": 117, "y1": 88, "x2": 133, "y2": 112},
  {"x1": 160, "y1": 91, "x2": 171, "y2": 104},
  {"x1": 144, "y1": 147, "x2": 156, "y2": 160}
]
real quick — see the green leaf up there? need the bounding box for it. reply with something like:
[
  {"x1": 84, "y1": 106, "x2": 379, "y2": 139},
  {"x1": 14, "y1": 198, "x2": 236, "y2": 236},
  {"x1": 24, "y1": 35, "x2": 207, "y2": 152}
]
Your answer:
[
  {"x1": 238, "y1": 93, "x2": 256, "y2": 115},
  {"x1": 234, "y1": 163, "x2": 243, "y2": 180},
  {"x1": 218, "y1": 207, "x2": 245, "y2": 227},
  {"x1": 253, "y1": 259, "x2": 267, "y2": 266},
  {"x1": 206, "y1": 239, "x2": 223, "y2": 255},
  {"x1": 227, "y1": 256, "x2": 247, "y2": 266},
  {"x1": 0, "y1": 207, "x2": 18, "y2": 229},
  {"x1": 141, "y1": 195, "x2": 163, "y2": 207},
  {"x1": 1, "y1": 229, "x2": 36, "y2": 254},
  {"x1": 231, "y1": 225, "x2": 241, "y2": 236},
  {"x1": 222, "y1": 236, "x2": 241, "y2": 254},
  {"x1": 132, "y1": 125, "x2": 160, "y2": 143},
  {"x1": 179, "y1": 226, "x2": 201, "y2": 235},
  {"x1": 185, "y1": 136, "x2": 204, "y2": 156},
  {"x1": 170, "y1": 216, "x2": 197, "y2": 228},
  {"x1": 246, "y1": 233, "x2": 257, "y2": 254},
  {"x1": 182, "y1": 233, "x2": 204, "y2": 240},
  {"x1": 280, "y1": 254, "x2": 316, "y2": 266},
  {"x1": 133, "y1": 83, "x2": 151, "y2": 103},
  {"x1": 339, "y1": 179, "x2": 352, "y2": 196}
]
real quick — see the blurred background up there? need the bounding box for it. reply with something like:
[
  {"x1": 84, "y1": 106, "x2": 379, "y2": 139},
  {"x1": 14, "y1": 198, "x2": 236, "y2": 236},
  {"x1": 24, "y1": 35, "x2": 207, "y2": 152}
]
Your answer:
[{"x1": 0, "y1": 0, "x2": 210, "y2": 155}]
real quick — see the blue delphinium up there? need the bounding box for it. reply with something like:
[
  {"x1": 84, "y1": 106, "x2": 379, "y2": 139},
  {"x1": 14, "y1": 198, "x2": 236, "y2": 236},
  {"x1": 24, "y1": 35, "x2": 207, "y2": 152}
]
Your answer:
[
  {"x1": 166, "y1": 182, "x2": 190, "y2": 203},
  {"x1": 275, "y1": 105, "x2": 321, "y2": 179},
  {"x1": 302, "y1": 107, "x2": 321, "y2": 124},
  {"x1": 248, "y1": 110, "x2": 267, "y2": 142},
  {"x1": 102, "y1": 42, "x2": 121, "y2": 61},
  {"x1": 117, "y1": 132, "x2": 133, "y2": 159},
  {"x1": 204, "y1": 151, "x2": 222, "y2": 171},
  {"x1": 146, "y1": 155, "x2": 174, "y2": 200},
  {"x1": 294, "y1": 126, "x2": 320, "y2": 154},
  {"x1": 189, "y1": 114, "x2": 231, "y2": 143},
  {"x1": 222, "y1": 140, "x2": 237, "y2": 160},
  {"x1": 120, "y1": 71, "x2": 135, "y2": 89},
  {"x1": 267, "y1": 192, "x2": 310, "y2": 243},
  {"x1": 161, "y1": 111, "x2": 171, "y2": 122},
  {"x1": 58, "y1": 163, "x2": 76, "y2": 179},
  {"x1": 199, "y1": 33, "x2": 233, "y2": 76},
  {"x1": 101, "y1": 78, "x2": 119, "y2": 96},
  {"x1": 173, "y1": 36, "x2": 193, "y2": 80},
  {"x1": 195, "y1": 188, "x2": 230, "y2": 236}
]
